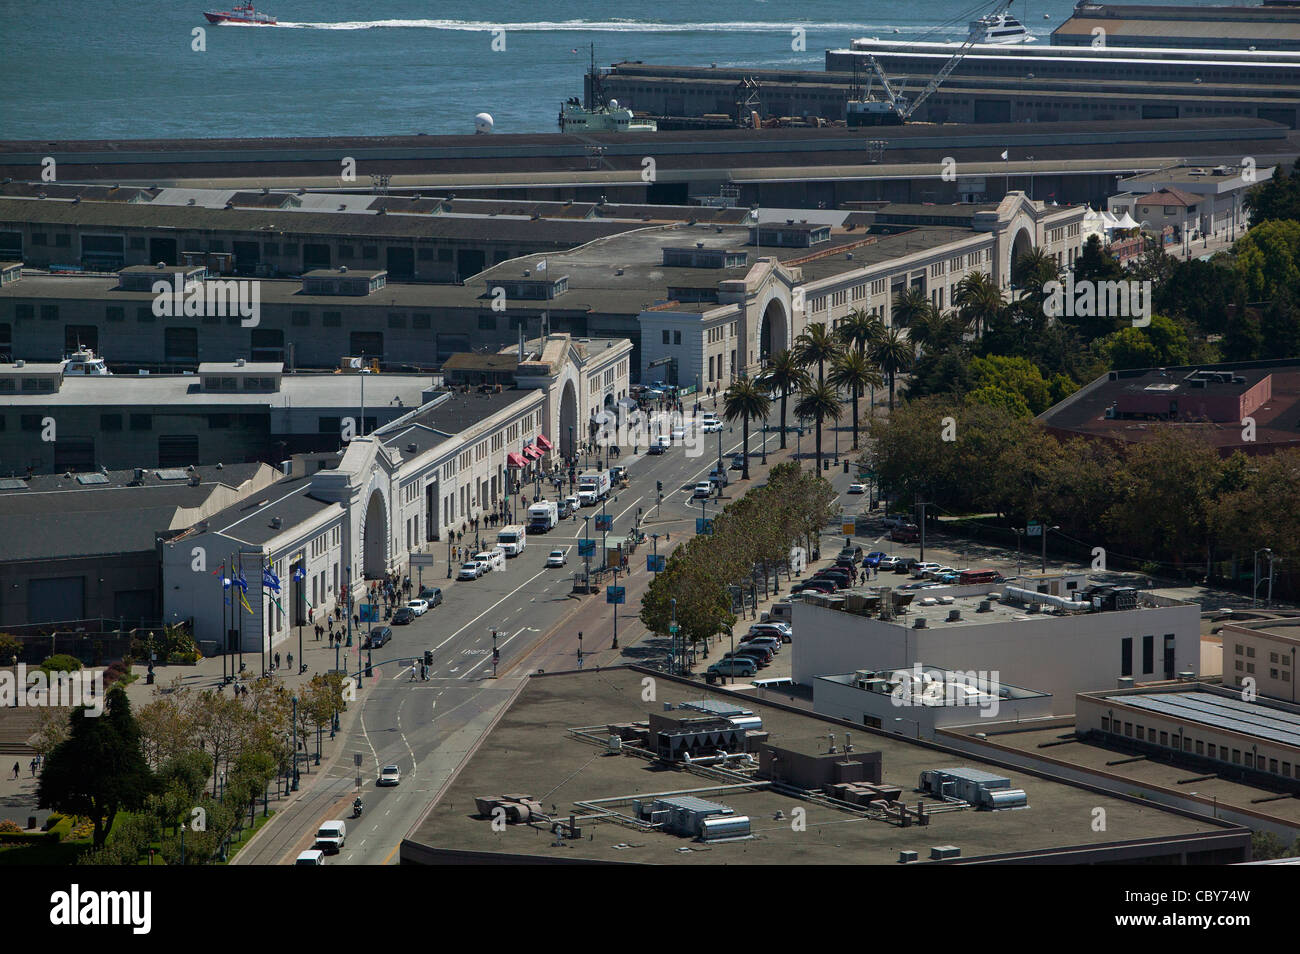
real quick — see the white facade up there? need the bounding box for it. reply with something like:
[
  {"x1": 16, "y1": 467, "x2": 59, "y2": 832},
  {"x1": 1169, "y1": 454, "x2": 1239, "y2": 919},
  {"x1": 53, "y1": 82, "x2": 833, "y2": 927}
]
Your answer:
[{"x1": 792, "y1": 583, "x2": 1200, "y2": 716}]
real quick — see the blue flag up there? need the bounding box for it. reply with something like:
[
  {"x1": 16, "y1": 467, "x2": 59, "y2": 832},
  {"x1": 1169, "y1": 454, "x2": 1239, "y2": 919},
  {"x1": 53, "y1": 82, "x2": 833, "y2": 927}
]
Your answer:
[
  {"x1": 263, "y1": 565, "x2": 281, "y2": 594},
  {"x1": 292, "y1": 564, "x2": 306, "y2": 582}
]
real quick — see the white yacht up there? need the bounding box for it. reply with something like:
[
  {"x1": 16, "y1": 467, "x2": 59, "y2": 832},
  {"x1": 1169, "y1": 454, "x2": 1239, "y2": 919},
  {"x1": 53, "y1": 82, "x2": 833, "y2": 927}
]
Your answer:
[
  {"x1": 558, "y1": 98, "x2": 657, "y2": 133},
  {"x1": 970, "y1": 11, "x2": 1036, "y2": 44},
  {"x1": 61, "y1": 347, "x2": 111, "y2": 376}
]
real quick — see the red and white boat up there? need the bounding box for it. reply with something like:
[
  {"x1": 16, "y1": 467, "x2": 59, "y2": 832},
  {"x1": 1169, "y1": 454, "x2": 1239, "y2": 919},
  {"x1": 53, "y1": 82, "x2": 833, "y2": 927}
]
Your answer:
[{"x1": 204, "y1": 3, "x2": 277, "y2": 25}]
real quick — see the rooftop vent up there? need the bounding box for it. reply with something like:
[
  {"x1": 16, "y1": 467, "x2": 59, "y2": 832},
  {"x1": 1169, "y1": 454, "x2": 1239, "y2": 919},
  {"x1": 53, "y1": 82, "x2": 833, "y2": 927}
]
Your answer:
[
  {"x1": 977, "y1": 600, "x2": 992, "y2": 613},
  {"x1": 406, "y1": 442, "x2": 417, "y2": 453},
  {"x1": 271, "y1": 516, "x2": 282, "y2": 529},
  {"x1": 913, "y1": 617, "x2": 927, "y2": 629},
  {"x1": 947, "y1": 609, "x2": 961, "y2": 622}
]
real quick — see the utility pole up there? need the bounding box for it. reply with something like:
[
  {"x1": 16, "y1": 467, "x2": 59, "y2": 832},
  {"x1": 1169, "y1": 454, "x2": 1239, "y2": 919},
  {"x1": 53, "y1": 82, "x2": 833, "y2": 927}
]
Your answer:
[{"x1": 915, "y1": 497, "x2": 930, "y2": 562}]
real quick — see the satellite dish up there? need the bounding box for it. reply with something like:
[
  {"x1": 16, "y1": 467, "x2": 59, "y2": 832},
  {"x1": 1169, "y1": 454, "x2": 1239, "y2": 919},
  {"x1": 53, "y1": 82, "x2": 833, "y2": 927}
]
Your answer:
[
  {"x1": 474, "y1": 112, "x2": 494, "y2": 134},
  {"x1": 608, "y1": 98, "x2": 619, "y2": 110}
]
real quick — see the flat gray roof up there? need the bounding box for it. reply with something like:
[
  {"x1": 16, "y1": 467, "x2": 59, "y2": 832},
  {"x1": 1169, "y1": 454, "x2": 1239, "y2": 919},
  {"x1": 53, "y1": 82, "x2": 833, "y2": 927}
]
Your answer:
[
  {"x1": 0, "y1": 372, "x2": 437, "y2": 408},
  {"x1": 403, "y1": 666, "x2": 1228, "y2": 864}
]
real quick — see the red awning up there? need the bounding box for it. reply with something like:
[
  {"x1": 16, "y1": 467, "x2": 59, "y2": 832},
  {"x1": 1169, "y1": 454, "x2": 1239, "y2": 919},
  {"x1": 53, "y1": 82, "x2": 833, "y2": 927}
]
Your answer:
[
  {"x1": 535, "y1": 433, "x2": 553, "y2": 451},
  {"x1": 523, "y1": 445, "x2": 543, "y2": 460},
  {"x1": 506, "y1": 452, "x2": 527, "y2": 468}
]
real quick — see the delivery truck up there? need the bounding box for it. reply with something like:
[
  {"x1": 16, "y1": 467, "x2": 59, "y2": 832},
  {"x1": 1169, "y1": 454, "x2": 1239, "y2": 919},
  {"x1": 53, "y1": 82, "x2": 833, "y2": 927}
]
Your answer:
[
  {"x1": 496, "y1": 524, "x2": 527, "y2": 556},
  {"x1": 527, "y1": 500, "x2": 559, "y2": 532},
  {"x1": 577, "y1": 470, "x2": 611, "y2": 505}
]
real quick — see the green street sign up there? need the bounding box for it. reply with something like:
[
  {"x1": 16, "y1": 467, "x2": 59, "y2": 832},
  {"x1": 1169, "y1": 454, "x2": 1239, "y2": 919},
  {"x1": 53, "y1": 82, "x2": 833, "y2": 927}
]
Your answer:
[{"x1": 668, "y1": 624, "x2": 679, "y2": 634}]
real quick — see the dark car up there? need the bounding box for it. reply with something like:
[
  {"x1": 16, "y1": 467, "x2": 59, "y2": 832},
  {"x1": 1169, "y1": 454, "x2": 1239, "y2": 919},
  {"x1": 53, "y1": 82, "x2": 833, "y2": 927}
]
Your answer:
[
  {"x1": 791, "y1": 581, "x2": 835, "y2": 595},
  {"x1": 418, "y1": 585, "x2": 443, "y2": 606},
  {"x1": 557, "y1": 499, "x2": 575, "y2": 519},
  {"x1": 366, "y1": 626, "x2": 393, "y2": 649},
  {"x1": 391, "y1": 607, "x2": 415, "y2": 625}
]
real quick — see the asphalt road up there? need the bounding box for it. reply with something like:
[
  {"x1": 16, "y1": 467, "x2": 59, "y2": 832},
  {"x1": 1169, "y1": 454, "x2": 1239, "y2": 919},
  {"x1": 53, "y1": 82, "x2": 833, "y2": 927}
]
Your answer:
[{"x1": 254, "y1": 407, "x2": 782, "y2": 864}]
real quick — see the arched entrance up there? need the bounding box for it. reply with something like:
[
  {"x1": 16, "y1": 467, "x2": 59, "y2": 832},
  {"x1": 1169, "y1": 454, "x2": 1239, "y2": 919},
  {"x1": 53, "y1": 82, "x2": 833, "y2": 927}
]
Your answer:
[
  {"x1": 559, "y1": 379, "x2": 578, "y2": 460},
  {"x1": 1010, "y1": 227, "x2": 1034, "y2": 285},
  {"x1": 362, "y1": 489, "x2": 388, "y2": 579},
  {"x1": 759, "y1": 298, "x2": 789, "y2": 366}
]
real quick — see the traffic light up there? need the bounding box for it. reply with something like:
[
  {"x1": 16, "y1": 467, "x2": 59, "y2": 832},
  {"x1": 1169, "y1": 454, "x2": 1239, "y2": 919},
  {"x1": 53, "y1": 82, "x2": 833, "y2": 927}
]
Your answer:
[
  {"x1": 492, "y1": 647, "x2": 500, "y2": 663},
  {"x1": 656, "y1": 480, "x2": 662, "y2": 493},
  {"x1": 423, "y1": 650, "x2": 433, "y2": 666}
]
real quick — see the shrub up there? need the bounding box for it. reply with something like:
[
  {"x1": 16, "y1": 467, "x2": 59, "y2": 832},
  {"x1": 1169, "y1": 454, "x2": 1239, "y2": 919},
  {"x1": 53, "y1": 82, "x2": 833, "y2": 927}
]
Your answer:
[
  {"x1": 38, "y1": 654, "x2": 82, "y2": 675},
  {"x1": 0, "y1": 819, "x2": 23, "y2": 833},
  {"x1": 0, "y1": 633, "x2": 21, "y2": 662}
]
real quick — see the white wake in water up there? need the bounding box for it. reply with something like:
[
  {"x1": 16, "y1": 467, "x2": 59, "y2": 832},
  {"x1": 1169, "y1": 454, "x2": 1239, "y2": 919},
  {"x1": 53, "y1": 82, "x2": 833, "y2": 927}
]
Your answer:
[{"x1": 263, "y1": 19, "x2": 907, "y2": 33}]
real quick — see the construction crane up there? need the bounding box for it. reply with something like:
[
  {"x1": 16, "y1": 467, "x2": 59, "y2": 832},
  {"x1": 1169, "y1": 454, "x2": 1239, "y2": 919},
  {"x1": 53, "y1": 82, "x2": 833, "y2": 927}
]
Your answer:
[{"x1": 847, "y1": 0, "x2": 1017, "y2": 126}]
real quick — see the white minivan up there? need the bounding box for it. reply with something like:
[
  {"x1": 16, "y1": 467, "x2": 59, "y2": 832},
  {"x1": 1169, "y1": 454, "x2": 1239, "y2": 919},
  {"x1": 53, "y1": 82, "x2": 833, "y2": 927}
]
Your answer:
[
  {"x1": 295, "y1": 849, "x2": 325, "y2": 865},
  {"x1": 314, "y1": 820, "x2": 346, "y2": 853}
]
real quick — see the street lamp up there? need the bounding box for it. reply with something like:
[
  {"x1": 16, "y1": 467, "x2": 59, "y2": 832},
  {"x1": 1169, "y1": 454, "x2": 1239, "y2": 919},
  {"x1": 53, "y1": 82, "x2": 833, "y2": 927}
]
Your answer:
[
  {"x1": 1040, "y1": 523, "x2": 1060, "y2": 574},
  {"x1": 1253, "y1": 548, "x2": 1274, "y2": 607}
]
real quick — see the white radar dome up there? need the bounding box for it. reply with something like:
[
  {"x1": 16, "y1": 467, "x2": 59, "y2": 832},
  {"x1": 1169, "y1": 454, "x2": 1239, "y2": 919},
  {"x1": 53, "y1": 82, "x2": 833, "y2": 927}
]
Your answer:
[{"x1": 474, "y1": 112, "x2": 494, "y2": 134}]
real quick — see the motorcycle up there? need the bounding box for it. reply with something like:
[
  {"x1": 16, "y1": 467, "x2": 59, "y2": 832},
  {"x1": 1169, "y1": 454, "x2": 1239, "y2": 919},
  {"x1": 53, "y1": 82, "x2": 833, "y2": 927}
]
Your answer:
[{"x1": 352, "y1": 798, "x2": 364, "y2": 819}]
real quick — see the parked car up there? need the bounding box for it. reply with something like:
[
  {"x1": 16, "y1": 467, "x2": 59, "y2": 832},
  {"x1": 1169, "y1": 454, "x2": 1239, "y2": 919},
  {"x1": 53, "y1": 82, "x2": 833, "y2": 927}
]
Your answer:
[
  {"x1": 935, "y1": 571, "x2": 962, "y2": 584},
  {"x1": 847, "y1": 483, "x2": 867, "y2": 494},
  {"x1": 881, "y1": 514, "x2": 912, "y2": 529},
  {"x1": 890, "y1": 527, "x2": 919, "y2": 543},
  {"x1": 708, "y1": 467, "x2": 729, "y2": 487},
  {"x1": 742, "y1": 635, "x2": 782, "y2": 654},
  {"x1": 457, "y1": 562, "x2": 485, "y2": 581},
  {"x1": 365, "y1": 626, "x2": 392, "y2": 649},
  {"x1": 722, "y1": 650, "x2": 770, "y2": 668},
  {"x1": 406, "y1": 598, "x2": 430, "y2": 616},
  {"x1": 378, "y1": 764, "x2": 401, "y2": 786},
  {"x1": 748, "y1": 622, "x2": 792, "y2": 643},
  {"x1": 708, "y1": 658, "x2": 757, "y2": 677},
  {"x1": 729, "y1": 453, "x2": 746, "y2": 470},
  {"x1": 391, "y1": 607, "x2": 415, "y2": 625},
  {"x1": 893, "y1": 560, "x2": 914, "y2": 574},
  {"x1": 864, "y1": 551, "x2": 887, "y2": 567},
  {"x1": 923, "y1": 565, "x2": 956, "y2": 580},
  {"x1": 876, "y1": 555, "x2": 901, "y2": 570},
  {"x1": 791, "y1": 581, "x2": 835, "y2": 595},
  {"x1": 418, "y1": 585, "x2": 443, "y2": 606},
  {"x1": 911, "y1": 562, "x2": 943, "y2": 578},
  {"x1": 702, "y1": 419, "x2": 724, "y2": 433},
  {"x1": 546, "y1": 549, "x2": 568, "y2": 567}
]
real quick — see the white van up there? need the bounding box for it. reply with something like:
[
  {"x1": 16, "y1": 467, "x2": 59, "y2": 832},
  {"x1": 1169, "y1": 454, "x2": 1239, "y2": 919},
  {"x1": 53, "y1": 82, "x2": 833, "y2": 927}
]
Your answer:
[
  {"x1": 496, "y1": 524, "x2": 527, "y2": 556},
  {"x1": 295, "y1": 849, "x2": 325, "y2": 865},
  {"x1": 314, "y1": 820, "x2": 346, "y2": 853},
  {"x1": 761, "y1": 601, "x2": 795, "y2": 626},
  {"x1": 473, "y1": 548, "x2": 506, "y2": 572}
]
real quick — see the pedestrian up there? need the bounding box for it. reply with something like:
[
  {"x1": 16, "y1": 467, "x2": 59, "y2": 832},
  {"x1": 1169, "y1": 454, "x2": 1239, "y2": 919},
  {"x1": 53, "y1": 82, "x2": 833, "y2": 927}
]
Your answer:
[
  {"x1": 275, "y1": 652, "x2": 281, "y2": 670},
  {"x1": 11, "y1": 761, "x2": 18, "y2": 780},
  {"x1": 287, "y1": 652, "x2": 293, "y2": 670},
  {"x1": 29, "y1": 758, "x2": 36, "y2": 777}
]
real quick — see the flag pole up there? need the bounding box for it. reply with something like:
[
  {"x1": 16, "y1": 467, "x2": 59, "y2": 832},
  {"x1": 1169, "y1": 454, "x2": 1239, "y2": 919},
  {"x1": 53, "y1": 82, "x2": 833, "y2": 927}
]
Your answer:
[
  {"x1": 236, "y1": 552, "x2": 244, "y2": 675},
  {"x1": 220, "y1": 558, "x2": 227, "y2": 684}
]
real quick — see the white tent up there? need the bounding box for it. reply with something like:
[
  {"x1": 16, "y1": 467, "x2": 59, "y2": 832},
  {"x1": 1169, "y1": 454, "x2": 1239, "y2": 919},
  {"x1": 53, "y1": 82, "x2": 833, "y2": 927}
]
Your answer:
[
  {"x1": 1114, "y1": 211, "x2": 1140, "y2": 230},
  {"x1": 1100, "y1": 210, "x2": 1120, "y2": 230}
]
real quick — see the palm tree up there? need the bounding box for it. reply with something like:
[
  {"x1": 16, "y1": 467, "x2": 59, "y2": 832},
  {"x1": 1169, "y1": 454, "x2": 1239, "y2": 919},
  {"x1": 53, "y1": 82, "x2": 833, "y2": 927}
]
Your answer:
[
  {"x1": 759, "y1": 348, "x2": 809, "y2": 450},
  {"x1": 904, "y1": 303, "x2": 947, "y2": 354},
  {"x1": 869, "y1": 327, "x2": 914, "y2": 410},
  {"x1": 794, "y1": 382, "x2": 842, "y2": 475},
  {"x1": 891, "y1": 286, "x2": 931, "y2": 330},
  {"x1": 722, "y1": 375, "x2": 772, "y2": 481},
  {"x1": 1012, "y1": 246, "x2": 1060, "y2": 300},
  {"x1": 793, "y1": 321, "x2": 841, "y2": 386},
  {"x1": 836, "y1": 308, "x2": 885, "y2": 358},
  {"x1": 953, "y1": 270, "x2": 1004, "y2": 339},
  {"x1": 827, "y1": 349, "x2": 882, "y2": 449}
]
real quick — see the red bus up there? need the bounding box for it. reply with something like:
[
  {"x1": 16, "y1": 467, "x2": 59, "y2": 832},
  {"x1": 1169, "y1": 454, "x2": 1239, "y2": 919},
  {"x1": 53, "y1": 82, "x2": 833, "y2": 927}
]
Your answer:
[{"x1": 959, "y1": 569, "x2": 1001, "y2": 585}]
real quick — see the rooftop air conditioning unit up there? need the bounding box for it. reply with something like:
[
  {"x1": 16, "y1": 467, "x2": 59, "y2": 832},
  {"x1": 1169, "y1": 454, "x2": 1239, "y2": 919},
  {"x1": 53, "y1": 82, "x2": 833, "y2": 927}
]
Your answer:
[
  {"x1": 977, "y1": 600, "x2": 993, "y2": 613},
  {"x1": 947, "y1": 609, "x2": 961, "y2": 622},
  {"x1": 913, "y1": 617, "x2": 927, "y2": 629}
]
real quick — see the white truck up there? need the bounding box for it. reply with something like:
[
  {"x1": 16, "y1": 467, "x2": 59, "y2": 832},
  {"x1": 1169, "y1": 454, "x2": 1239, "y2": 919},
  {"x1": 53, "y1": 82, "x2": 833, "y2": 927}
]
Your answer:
[
  {"x1": 314, "y1": 820, "x2": 346, "y2": 853},
  {"x1": 473, "y1": 547, "x2": 506, "y2": 572},
  {"x1": 496, "y1": 524, "x2": 527, "y2": 556},
  {"x1": 577, "y1": 471, "x2": 611, "y2": 506},
  {"x1": 526, "y1": 501, "x2": 559, "y2": 533}
]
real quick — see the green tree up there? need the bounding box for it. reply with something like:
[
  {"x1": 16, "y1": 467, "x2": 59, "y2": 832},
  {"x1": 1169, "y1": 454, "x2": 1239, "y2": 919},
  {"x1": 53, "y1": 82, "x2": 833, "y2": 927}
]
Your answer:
[
  {"x1": 37, "y1": 686, "x2": 155, "y2": 849},
  {"x1": 793, "y1": 321, "x2": 841, "y2": 385},
  {"x1": 1243, "y1": 161, "x2": 1300, "y2": 225},
  {"x1": 722, "y1": 375, "x2": 771, "y2": 481},
  {"x1": 953, "y1": 270, "x2": 1004, "y2": 339},
  {"x1": 1221, "y1": 307, "x2": 1263, "y2": 362},
  {"x1": 965, "y1": 384, "x2": 1030, "y2": 417},
  {"x1": 1099, "y1": 315, "x2": 1190, "y2": 370},
  {"x1": 794, "y1": 382, "x2": 842, "y2": 475},
  {"x1": 1259, "y1": 286, "x2": 1300, "y2": 360},
  {"x1": 759, "y1": 348, "x2": 808, "y2": 450},
  {"x1": 869, "y1": 326, "x2": 915, "y2": 410},
  {"x1": 1072, "y1": 234, "x2": 1125, "y2": 284},
  {"x1": 891, "y1": 285, "x2": 933, "y2": 331},
  {"x1": 1233, "y1": 218, "x2": 1300, "y2": 301},
  {"x1": 968, "y1": 354, "x2": 1051, "y2": 415},
  {"x1": 827, "y1": 348, "x2": 882, "y2": 449}
]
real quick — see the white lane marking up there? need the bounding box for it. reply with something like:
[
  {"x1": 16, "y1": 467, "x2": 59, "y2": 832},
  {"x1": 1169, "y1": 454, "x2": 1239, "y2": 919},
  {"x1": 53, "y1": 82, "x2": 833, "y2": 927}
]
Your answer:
[
  {"x1": 431, "y1": 566, "x2": 551, "y2": 652},
  {"x1": 459, "y1": 625, "x2": 527, "y2": 678}
]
